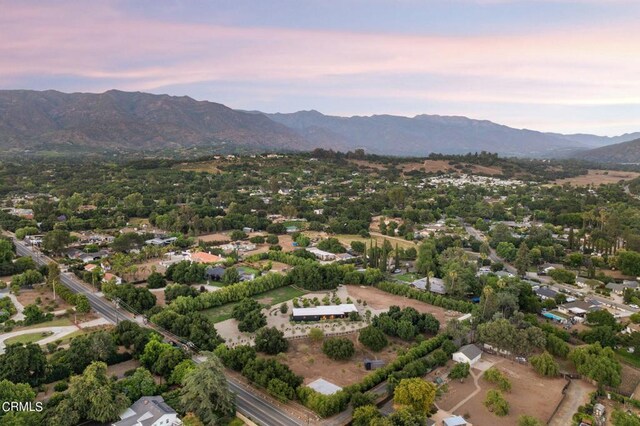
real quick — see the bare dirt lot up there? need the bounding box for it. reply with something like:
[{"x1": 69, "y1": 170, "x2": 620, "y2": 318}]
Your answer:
[
  {"x1": 18, "y1": 288, "x2": 74, "y2": 312},
  {"x1": 280, "y1": 333, "x2": 412, "y2": 388},
  {"x1": 197, "y1": 232, "x2": 232, "y2": 243},
  {"x1": 439, "y1": 355, "x2": 566, "y2": 426},
  {"x1": 344, "y1": 285, "x2": 462, "y2": 328},
  {"x1": 554, "y1": 169, "x2": 640, "y2": 186},
  {"x1": 619, "y1": 362, "x2": 640, "y2": 396}
]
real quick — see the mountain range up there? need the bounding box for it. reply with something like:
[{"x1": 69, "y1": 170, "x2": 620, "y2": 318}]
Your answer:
[{"x1": 0, "y1": 89, "x2": 638, "y2": 161}]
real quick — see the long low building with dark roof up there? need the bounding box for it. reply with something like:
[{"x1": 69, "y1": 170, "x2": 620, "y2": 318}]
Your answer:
[{"x1": 291, "y1": 304, "x2": 358, "y2": 321}]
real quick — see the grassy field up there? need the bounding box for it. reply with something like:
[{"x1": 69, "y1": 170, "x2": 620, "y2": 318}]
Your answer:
[
  {"x1": 20, "y1": 316, "x2": 74, "y2": 330},
  {"x1": 616, "y1": 349, "x2": 640, "y2": 369},
  {"x1": 201, "y1": 285, "x2": 306, "y2": 323},
  {"x1": 4, "y1": 331, "x2": 52, "y2": 346},
  {"x1": 395, "y1": 273, "x2": 419, "y2": 282}
]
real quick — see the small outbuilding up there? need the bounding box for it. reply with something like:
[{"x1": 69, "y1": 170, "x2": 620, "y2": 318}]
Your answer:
[{"x1": 452, "y1": 344, "x2": 482, "y2": 366}]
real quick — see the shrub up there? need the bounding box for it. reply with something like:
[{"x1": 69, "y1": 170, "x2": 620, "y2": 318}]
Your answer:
[
  {"x1": 483, "y1": 367, "x2": 511, "y2": 392},
  {"x1": 322, "y1": 338, "x2": 355, "y2": 361},
  {"x1": 484, "y1": 389, "x2": 509, "y2": 416},
  {"x1": 358, "y1": 326, "x2": 388, "y2": 352}
]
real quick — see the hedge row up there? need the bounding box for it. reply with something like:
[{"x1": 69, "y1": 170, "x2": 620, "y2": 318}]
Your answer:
[
  {"x1": 245, "y1": 250, "x2": 317, "y2": 266},
  {"x1": 375, "y1": 281, "x2": 475, "y2": 313},
  {"x1": 169, "y1": 272, "x2": 288, "y2": 314}
]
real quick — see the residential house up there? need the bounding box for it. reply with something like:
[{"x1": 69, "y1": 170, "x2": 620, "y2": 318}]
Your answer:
[
  {"x1": 220, "y1": 242, "x2": 256, "y2": 253},
  {"x1": 410, "y1": 277, "x2": 447, "y2": 295},
  {"x1": 535, "y1": 287, "x2": 559, "y2": 300},
  {"x1": 306, "y1": 247, "x2": 336, "y2": 261},
  {"x1": 606, "y1": 280, "x2": 639, "y2": 295},
  {"x1": 188, "y1": 251, "x2": 223, "y2": 264},
  {"x1": 113, "y1": 396, "x2": 182, "y2": 426},
  {"x1": 558, "y1": 300, "x2": 602, "y2": 321},
  {"x1": 145, "y1": 237, "x2": 177, "y2": 247},
  {"x1": 205, "y1": 266, "x2": 226, "y2": 281},
  {"x1": 452, "y1": 344, "x2": 482, "y2": 366}
]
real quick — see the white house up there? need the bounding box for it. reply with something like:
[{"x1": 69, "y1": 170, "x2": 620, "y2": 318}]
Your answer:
[
  {"x1": 452, "y1": 344, "x2": 482, "y2": 366},
  {"x1": 113, "y1": 396, "x2": 181, "y2": 426}
]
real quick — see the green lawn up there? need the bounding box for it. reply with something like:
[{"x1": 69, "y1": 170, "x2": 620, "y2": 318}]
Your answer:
[
  {"x1": 201, "y1": 285, "x2": 306, "y2": 323},
  {"x1": 395, "y1": 273, "x2": 419, "y2": 282},
  {"x1": 20, "y1": 316, "x2": 73, "y2": 330},
  {"x1": 616, "y1": 349, "x2": 640, "y2": 369},
  {"x1": 4, "y1": 331, "x2": 52, "y2": 346}
]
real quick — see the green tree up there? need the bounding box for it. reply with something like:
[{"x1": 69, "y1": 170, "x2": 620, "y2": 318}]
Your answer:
[
  {"x1": 42, "y1": 229, "x2": 72, "y2": 254},
  {"x1": 484, "y1": 389, "x2": 509, "y2": 416},
  {"x1": 222, "y1": 267, "x2": 241, "y2": 285},
  {"x1": 0, "y1": 343, "x2": 47, "y2": 386},
  {"x1": 147, "y1": 272, "x2": 167, "y2": 289},
  {"x1": 530, "y1": 352, "x2": 559, "y2": 377},
  {"x1": 569, "y1": 343, "x2": 621, "y2": 387},
  {"x1": 322, "y1": 338, "x2": 355, "y2": 360},
  {"x1": 72, "y1": 294, "x2": 90, "y2": 314},
  {"x1": 515, "y1": 243, "x2": 530, "y2": 276},
  {"x1": 67, "y1": 362, "x2": 129, "y2": 423},
  {"x1": 496, "y1": 242, "x2": 517, "y2": 262},
  {"x1": 449, "y1": 362, "x2": 471, "y2": 380},
  {"x1": 415, "y1": 239, "x2": 437, "y2": 289},
  {"x1": 254, "y1": 327, "x2": 288, "y2": 355},
  {"x1": 308, "y1": 327, "x2": 324, "y2": 343},
  {"x1": 352, "y1": 405, "x2": 382, "y2": 426},
  {"x1": 117, "y1": 367, "x2": 157, "y2": 402},
  {"x1": 358, "y1": 326, "x2": 388, "y2": 352},
  {"x1": 179, "y1": 353, "x2": 234, "y2": 425},
  {"x1": 393, "y1": 378, "x2": 436, "y2": 415}
]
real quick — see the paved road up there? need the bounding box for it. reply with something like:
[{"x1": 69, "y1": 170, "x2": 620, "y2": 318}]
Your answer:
[
  {"x1": 463, "y1": 224, "x2": 517, "y2": 275},
  {"x1": 12, "y1": 237, "x2": 311, "y2": 426}
]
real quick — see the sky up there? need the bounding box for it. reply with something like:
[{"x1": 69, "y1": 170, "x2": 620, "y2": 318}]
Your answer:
[{"x1": 1, "y1": 0, "x2": 640, "y2": 135}]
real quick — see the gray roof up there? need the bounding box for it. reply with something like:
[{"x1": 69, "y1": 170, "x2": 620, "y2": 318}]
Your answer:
[
  {"x1": 456, "y1": 344, "x2": 482, "y2": 361},
  {"x1": 114, "y1": 396, "x2": 177, "y2": 426},
  {"x1": 411, "y1": 277, "x2": 446, "y2": 294},
  {"x1": 535, "y1": 287, "x2": 558, "y2": 299},
  {"x1": 307, "y1": 378, "x2": 342, "y2": 395}
]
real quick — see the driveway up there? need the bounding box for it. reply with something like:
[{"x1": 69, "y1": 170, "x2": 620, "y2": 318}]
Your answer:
[
  {"x1": 548, "y1": 379, "x2": 595, "y2": 426},
  {"x1": 0, "y1": 317, "x2": 110, "y2": 353},
  {"x1": 0, "y1": 290, "x2": 25, "y2": 321}
]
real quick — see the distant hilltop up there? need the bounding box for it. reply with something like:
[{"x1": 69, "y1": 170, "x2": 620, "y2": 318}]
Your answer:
[{"x1": 0, "y1": 89, "x2": 637, "y2": 160}]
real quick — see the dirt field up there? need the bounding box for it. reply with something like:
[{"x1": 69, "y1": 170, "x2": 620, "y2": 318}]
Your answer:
[
  {"x1": 554, "y1": 170, "x2": 640, "y2": 186},
  {"x1": 344, "y1": 285, "x2": 462, "y2": 327},
  {"x1": 400, "y1": 160, "x2": 503, "y2": 176},
  {"x1": 280, "y1": 333, "x2": 411, "y2": 387},
  {"x1": 619, "y1": 363, "x2": 640, "y2": 396},
  {"x1": 439, "y1": 354, "x2": 566, "y2": 426},
  {"x1": 17, "y1": 288, "x2": 74, "y2": 312},
  {"x1": 149, "y1": 288, "x2": 167, "y2": 306},
  {"x1": 197, "y1": 232, "x2": 232, "y2": 243}
]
